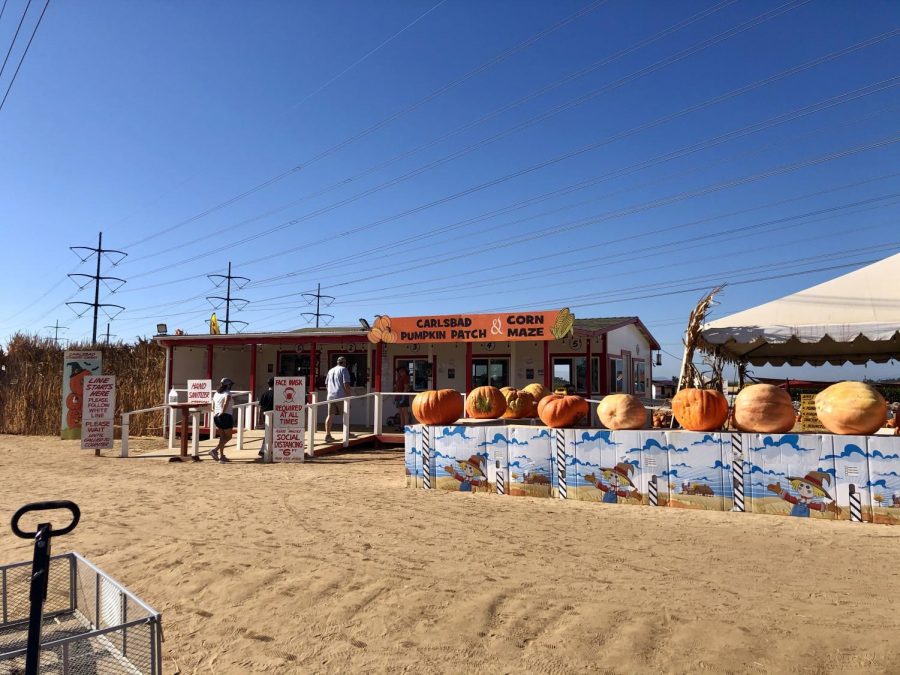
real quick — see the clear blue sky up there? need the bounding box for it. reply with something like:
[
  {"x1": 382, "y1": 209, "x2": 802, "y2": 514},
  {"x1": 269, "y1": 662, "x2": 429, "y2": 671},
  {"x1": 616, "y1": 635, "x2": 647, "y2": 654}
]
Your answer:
[{"x1": 0, "y1": 0, "x2": 898, "y2": 380}]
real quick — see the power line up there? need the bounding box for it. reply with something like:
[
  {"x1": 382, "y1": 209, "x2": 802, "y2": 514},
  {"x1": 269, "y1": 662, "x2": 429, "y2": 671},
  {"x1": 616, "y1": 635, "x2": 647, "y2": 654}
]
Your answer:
[
  {"x1": 206, "y1": 261, "x2": 249, "y2": 334},
  {"x1": 0, "y1": 0, "x2": 48, "y2": 114},
  {"x1": 66, "y1": 232, "x2": 127, "y2": 345},
  {"x1": 0, "y1": 0, "x2": 32, "y2": 82}
]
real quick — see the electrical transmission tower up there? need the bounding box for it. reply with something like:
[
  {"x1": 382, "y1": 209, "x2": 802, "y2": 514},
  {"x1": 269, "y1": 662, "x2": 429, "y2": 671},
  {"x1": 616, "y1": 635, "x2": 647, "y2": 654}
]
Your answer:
[
  {"x1": 45, "y1": 319, "x2": 69, "y2": 345},
  {"x1": 67, "y1": 232, "x2": 127, "y2": 345},
  {"x1": 301, "y1": 283, "x2": 334, "y2": 328},
  {"x1": 103, "y1": 322, "x2": 117, "y2": 345},
  {"x1": 207, "y1": 261, "x2": 249, "y2": 334}
]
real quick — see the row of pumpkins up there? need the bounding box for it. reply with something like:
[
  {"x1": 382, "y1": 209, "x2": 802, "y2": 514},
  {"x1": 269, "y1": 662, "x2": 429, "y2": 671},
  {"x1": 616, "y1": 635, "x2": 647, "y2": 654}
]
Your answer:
[{"x1": 411, "y1": 381, "x2": 888, "y2": 435}]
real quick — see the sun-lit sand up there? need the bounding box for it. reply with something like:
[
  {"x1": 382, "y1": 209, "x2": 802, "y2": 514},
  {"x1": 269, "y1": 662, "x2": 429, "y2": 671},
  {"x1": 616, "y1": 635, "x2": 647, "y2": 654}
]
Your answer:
[{"x1": 2, "y1": 434, "x2": 898, "y2": 674}]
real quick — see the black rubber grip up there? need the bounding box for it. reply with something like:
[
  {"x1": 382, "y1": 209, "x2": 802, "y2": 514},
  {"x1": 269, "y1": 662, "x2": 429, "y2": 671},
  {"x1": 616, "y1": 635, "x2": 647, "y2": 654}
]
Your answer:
[{"x1": 11, "y1": 501, "x2": 80, "y2": 539}]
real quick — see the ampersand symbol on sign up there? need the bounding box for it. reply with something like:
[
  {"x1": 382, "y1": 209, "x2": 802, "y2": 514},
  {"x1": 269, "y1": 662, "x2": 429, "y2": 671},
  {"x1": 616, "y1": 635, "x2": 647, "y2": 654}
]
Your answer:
[{"x1": 490, "y1": 318, "x2": 502, "y2": 336}]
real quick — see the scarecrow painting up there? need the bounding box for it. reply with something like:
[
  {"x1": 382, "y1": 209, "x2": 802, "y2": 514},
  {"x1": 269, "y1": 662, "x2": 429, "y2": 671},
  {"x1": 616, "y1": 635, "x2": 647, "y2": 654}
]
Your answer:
[
  {"x1": 767, "y1": 470, "x2": 840, "y2": 517},
  {"x1": 443, "y1": 454, "x2": 488, "y2": 493},
  {"x1": 584, "y1": 462, "x2": 639, "y2": 503}
]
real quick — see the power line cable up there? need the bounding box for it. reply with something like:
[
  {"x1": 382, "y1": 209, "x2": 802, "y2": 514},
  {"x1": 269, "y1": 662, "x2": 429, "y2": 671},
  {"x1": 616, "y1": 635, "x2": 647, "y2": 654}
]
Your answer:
[
  {"x1": 0, "y1": 0, "x2": 32, "y2": 82},
  {"x1": 0, "y1": 0, "x2": 48, "y2": 114}
]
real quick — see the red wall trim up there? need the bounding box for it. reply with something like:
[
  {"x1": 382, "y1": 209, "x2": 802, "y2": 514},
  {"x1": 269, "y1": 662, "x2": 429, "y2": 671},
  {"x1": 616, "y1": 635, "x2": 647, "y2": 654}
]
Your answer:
[{"x1": 465, "y1": 343, "x2": 473, "y2": 393}]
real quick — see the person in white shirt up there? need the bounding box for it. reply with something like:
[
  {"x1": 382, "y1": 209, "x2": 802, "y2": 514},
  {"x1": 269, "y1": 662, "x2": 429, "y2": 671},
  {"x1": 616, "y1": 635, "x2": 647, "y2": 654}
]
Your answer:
[
  {"x1": 211, "y1": 377, "x2": 234, "y2": 462},
  {"x1": 324, "y1": 356, "x2": 352, "y2": 443}
]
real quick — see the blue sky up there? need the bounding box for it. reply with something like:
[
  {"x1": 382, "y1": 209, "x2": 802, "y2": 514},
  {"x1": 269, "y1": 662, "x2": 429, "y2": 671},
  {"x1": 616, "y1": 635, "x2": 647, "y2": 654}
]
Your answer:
[{"x1": 0, "y1": 0, "x2": 898, "y2": 379}]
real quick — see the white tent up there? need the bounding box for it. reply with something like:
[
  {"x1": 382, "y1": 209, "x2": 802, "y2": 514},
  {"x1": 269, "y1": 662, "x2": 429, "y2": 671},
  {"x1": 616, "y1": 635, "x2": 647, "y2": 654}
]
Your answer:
[{"x1": 699, "y1": 254, "x2": 900, "y2": 366}]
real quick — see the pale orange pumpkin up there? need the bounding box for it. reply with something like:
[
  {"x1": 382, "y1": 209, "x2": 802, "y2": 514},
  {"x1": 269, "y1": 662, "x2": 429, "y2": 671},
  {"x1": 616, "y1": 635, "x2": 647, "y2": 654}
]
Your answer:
[
  {"x1": 373, "y1": 315, "x2": 392, "y2": 331},
  {"x1": 522, "y1": 383, "x2": 549, "y2": 402},
  {"x1": 671, "y1": 388, "x2": 729, "y2": 432},
  {"x1": 501, "y1": 389, "x2": 536, "y2": 419},
  {"x1": 733, "y1": 384, "x2": 795, "y2": 433},
  {"x1": 596, "y1": 394, "x2": 647, "y2": 430},
  {"x1": 815, "y1": 381, "x2": 886, "y2": 435},
  {"x1": 412, "y1": 389, "x2": 463, "y2": 426},
  {"x1": 538, "y1": 394, "x2": 589, "y2": 428},
  {"x1": 465, "y1": 386, "x2": 507, "y2": 419}
]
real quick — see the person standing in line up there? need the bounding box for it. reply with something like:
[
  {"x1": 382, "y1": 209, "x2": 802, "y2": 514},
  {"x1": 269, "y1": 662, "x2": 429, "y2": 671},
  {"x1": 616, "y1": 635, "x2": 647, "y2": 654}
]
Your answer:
[
  {"x1": 211, "y1": 377, "x2": 234, "y2": 463},
  {"x1": 257, "y1": 377, "x2": 275, "y2": 460},
  {"x1": 324, "y1": 356, "x2": 352, "y2": 443},
  {"x1": 394, "y1": 364, "x2": 411, "y2": 430}
]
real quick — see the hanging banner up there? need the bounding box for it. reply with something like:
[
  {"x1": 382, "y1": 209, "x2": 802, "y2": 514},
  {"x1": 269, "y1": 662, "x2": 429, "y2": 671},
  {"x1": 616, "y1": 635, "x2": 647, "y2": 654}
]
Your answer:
[
  {"x1": 187, "y1": 379, "x2": 213, "y2": 405},
  {"x1": 273, "y1": 376, "x2": 306, "y2": 462},
  {"x1": 367, "y1": 308, "x2": 574, "y2": 344},
  {"x1": 61, "y1": 350, "x2": 102, "y2": 440}
]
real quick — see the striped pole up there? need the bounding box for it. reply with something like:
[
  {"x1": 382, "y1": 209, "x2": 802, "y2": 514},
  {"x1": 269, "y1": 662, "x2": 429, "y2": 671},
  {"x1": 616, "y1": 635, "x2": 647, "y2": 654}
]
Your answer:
[
  {"x1": 422, "y1": 426, "x2": 432, "y2": 490},
  {"x1": 849, "y1": 484, "x2": 862, "y2": 522},
  {"x1": 555, "y1": 429, "x2": 567, "y2": 500},
  {"x1": 731, "y1": 433, "x2": 745, "y2": 513},
  {"x1": 496, "y1": 459, "x2": 505, "y2": 495},
  {"x1": 648, "y1": 474, "x2": 658, "y2": 507}
]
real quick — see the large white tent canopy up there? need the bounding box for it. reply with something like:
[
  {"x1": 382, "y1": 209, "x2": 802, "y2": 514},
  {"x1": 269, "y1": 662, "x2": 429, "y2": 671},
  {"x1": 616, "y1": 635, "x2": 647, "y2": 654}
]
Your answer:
[{"x1": 699, "y1": 254, "x2": 900, "y2": 366}]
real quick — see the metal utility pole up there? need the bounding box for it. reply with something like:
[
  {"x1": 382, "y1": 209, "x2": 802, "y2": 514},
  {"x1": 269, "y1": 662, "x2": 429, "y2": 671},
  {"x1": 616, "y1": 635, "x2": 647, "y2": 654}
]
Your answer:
[
  {"x1": 44, "y1": 319, "x2": 69, "y2": 345},
  {"x1": 207, "y1": 261, "x2": 249, "y2": 334},
  {"x1": 103, "y1": 323, "x2": 117, "y2": 345},
  {"x1": 301, "y1": 283, "x2": 334, "y2": 328},
  {"x1": 67, "y1": 231, "x2": 127, "y2": 345}
]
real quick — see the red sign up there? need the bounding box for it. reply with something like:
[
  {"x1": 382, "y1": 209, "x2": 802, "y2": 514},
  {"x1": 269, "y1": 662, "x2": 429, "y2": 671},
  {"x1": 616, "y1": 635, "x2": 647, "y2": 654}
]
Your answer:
[{"x1": 367, "y1": 309, "x2": 574, "y2": 344}]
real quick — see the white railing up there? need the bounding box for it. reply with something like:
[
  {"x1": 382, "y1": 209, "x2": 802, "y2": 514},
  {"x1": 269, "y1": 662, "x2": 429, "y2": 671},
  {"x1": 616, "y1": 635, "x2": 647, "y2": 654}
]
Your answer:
[{"x1": 120, "y1": 405, "x2": 170, "y2": 458}]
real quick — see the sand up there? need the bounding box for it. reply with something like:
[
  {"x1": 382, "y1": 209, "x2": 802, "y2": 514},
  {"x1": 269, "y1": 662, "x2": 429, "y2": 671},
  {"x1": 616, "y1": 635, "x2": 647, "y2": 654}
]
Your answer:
[{"x1": 2, "y1": 435, "x2": 899, "y2": 674}]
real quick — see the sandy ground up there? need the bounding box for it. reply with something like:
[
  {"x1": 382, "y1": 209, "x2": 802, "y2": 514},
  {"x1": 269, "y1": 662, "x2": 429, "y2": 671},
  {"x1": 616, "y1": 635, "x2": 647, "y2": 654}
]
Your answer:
[{"x1": 1, "y1": 435, "x2": 899, "y2": 674}]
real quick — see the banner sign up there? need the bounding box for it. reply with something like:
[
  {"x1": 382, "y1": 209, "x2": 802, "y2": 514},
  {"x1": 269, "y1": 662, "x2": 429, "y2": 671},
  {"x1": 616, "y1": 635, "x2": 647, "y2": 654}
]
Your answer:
[
  {"x1": 187, "y1": 379, "x2": 213, "y2": 405},
  {"x1": 367, "y1": 308, "x2": 574, "y2": 344},
  {"x1": 83, "y1": 376, "x2": 116, "y2": 420},
  {"x1": 81, "y1": 419, "x2": 115, "y2": 450},
  {"x1": 799, "y1": 394, "x2": 825, "y2": 432},
  {"x1": 61, "y1": 350, "x2": 102, "y2": 440},
  {"x1": 273, "y1": 377, "x2": 306, "y2": 462}
]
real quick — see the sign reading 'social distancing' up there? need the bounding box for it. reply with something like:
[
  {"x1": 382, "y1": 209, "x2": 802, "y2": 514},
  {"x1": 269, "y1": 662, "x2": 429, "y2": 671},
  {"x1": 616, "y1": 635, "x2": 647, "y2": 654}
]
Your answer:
[
  {"x1": 81, "y1": 375, "x2": 116, "y2": 450},
  {"x1": 273, "y1": 377, "x2": 306, "y2": 462},
  {"x1": 61, "y1": 350, "x2": 102, "y2": 440},
  {"x1": 187, "y1": 379, "x2": 213, "y2": 405}
]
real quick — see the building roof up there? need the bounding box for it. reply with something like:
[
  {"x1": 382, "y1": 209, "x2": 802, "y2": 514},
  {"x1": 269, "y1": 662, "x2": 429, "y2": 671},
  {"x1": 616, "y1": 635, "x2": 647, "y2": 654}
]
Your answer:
[{"x1": 574, "y1": 316, "x2": 661, "y2": 349}]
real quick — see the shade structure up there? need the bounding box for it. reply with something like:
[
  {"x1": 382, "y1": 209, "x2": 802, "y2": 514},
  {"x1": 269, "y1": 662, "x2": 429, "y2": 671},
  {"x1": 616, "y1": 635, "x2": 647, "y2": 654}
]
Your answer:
[{"x1": 699, "y1": 254, "x2": 900, "y2": 366}]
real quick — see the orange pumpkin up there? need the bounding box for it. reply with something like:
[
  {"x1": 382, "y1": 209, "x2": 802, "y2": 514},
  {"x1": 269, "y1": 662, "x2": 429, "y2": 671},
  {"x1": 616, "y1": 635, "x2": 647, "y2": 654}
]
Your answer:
[
  {"x1": 538, "y1": 394, "x2": 588, "y2": 428},
  {"x1": 671, "y1": 388, "x2": 728, "y2": 432},
  {"x1": 596, "y1": 394, "x2": 647, "y2": 430},
  {"x1": 465, "y1": 386, "x2": 507, "y2": 419},
  {"x1": 501, "y1": 389, "x2": 536, "y2": 419},
  {"x1": 522, "y1": 383, "x2": 549, "y2": 402},
  {"x1": 733, "y1": 384, "x2": 795, "y2": 433},
  {"x1": 815, "y1": 381, "x2": 886, "y2": 435},
  {"x1": 412, "y1": 389, "x2": 463, "y2": 426}
]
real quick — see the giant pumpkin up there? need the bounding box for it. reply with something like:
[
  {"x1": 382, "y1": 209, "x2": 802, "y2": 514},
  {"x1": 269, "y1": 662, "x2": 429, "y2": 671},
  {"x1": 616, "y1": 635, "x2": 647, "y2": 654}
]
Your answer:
[
  {"x1": 412, "y1": 389, "x2": 463, "y2": 426},
  {"x1": 671, "y1": 388, "x2": 729, "y2": 432},
  {"x1": 538, "y1": 394, "x2": 588, "y2": 428},
  {"x1": 815, "y1": 381, "x2": 886, "y2": 435},
  {"x1": 596, "y1": 394, "x2": 647, "y2": 430},
  {"x1": 501, "y1": 389, "x2": 536, "y2": 419},
  {"x1": 465, "y1": 386, "x2": 507, "y2": 419},
  {"x1": 733, "y1": 384, "x2": 795, "y2": 433}
]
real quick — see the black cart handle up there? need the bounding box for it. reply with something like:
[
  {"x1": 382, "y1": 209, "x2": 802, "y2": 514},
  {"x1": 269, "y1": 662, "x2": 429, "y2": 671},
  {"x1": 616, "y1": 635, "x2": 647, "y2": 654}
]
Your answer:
[{"x1": 11, "y1": 501, "x2": 80, "y2": 539}]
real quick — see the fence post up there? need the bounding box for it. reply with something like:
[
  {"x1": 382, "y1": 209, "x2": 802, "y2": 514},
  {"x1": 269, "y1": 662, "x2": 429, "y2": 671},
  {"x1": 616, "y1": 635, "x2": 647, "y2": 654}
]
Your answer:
[
  {"x1": 264, "y1": 411, "x2": 274, "y2": 463},
  {"x1": 422, "y1": 425, "x2": 432, "y2": 490},
  {"x1": 496, "y1": 458, "x2": 505, "y2": 495},
  {"x1": 343, "y1": 399, "x2": 351, "y2": 447},
  {"x1": 236, "y1": 406, "x2": 245, "y2": 451},
  {"x1": 649, "y1": 474, "x2": 658, "y2": 506},
  {"x1": 849, "y1": 483, "x2": 862, "y2": 522},
  {"x1": 121, "y1": 414, "x2": 129, "y2": 458},
  {"x1": 191, "y1": 410, "x2": 201, "y2": 458},
  {"x1": 555, "y1": 429, "x2": 567, "y2": 500},
  {"x1": 168, "y1": 407, "x2": 175, "y2": 450},
  {"x1": 374, "y1": 394, "x2": 383, "y2": 436},
  {"x1": 731, "y1": 432, "x2": 745, "y2": 513}
]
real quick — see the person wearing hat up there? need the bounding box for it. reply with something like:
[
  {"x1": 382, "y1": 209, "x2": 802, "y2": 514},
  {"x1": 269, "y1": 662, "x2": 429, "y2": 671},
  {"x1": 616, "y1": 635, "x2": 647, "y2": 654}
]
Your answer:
[
  {"x1": 210, "y1": 377, "x2": 235, "y2": 462},
  {"x1": 443, "y1": 454, "x2": 487, "y2": 492},
  {"x1": 767, "y1": 470, "x2": 839, "y2": 517},
  {"x1": 324, "y1": 356, "x2": 352, "y2": 443},
  {"x1": 584, "y1": 462, "x2": 638, "y2": 503},
  {"x1": 256, "y1": 377, "x2": 275, "y2": 460}
]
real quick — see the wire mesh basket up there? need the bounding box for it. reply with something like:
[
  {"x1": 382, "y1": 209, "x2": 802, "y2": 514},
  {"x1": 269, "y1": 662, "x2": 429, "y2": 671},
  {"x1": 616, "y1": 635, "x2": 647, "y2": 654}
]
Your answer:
[{"x1": 0, "y1": 552, "x2": 162, "y2": 674}]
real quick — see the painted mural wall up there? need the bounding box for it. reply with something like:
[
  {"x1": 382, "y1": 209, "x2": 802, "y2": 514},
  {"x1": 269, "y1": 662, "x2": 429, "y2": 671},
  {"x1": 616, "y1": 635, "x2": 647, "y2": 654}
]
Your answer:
[{"x1": 407, "y1": 424, "x2": 900, "y2": 524}]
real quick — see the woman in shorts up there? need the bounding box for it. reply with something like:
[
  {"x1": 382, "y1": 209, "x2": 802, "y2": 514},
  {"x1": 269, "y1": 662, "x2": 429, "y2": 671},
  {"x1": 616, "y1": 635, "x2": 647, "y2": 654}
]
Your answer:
[{"x1": 211, "y1": 377, "x2": 234, "y2": 462}]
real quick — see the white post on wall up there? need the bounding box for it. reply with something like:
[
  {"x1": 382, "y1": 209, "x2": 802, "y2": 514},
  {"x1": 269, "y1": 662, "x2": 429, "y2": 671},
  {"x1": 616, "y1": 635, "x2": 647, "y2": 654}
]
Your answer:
[
  {"x1": 307, "y1": 392, "x2": 318, "y2": 456},
  {"x1": 264, "y1": 411, "x2": 274, "y2": 463},
  {"x1": 191, "y1": 410, "x2": 201, "y2": 458},
  {"x1": 374, "y1": 394, "x2": 383, "y2": 436},
  {"x1": 168, "y1": 408, "x2": 176, "y2": 449},
  {"x1": 343, "y1": 399, "x2": 351, "y2": 447},
  {"x1": 236, "y1": 407, "x2": 245, "y2": 450},
  {"x1": 121, "y1": 414, "x2": 130, "y2": 458}
]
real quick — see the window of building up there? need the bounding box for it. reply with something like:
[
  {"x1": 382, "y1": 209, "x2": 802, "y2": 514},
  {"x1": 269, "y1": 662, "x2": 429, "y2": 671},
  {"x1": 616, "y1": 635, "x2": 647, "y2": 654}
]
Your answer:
[
  {"x1": 610, "y1": 357, "x2": 625, "y2": 393},
  {"x1": 396, "y1": 358, "x2": 432, "y2": 391},
  {"x1": 552, "y1": 357, "x2": 587, "y2": 392},
  {"x1": 278, "y1": 352, "x2": 312, "y2": 379},
  {"x1": 472, "y1": 358, "x2": 509, "y2": 389},
  {"x1": 633, "y1": 360, "x2": 646, "y2": 396}
]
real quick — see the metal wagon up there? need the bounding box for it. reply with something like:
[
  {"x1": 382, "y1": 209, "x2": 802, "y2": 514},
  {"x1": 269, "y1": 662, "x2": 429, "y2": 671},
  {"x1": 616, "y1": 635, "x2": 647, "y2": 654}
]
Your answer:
[{"x1": 1, "y1": 502, "x2": 162, "y2": 674}]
